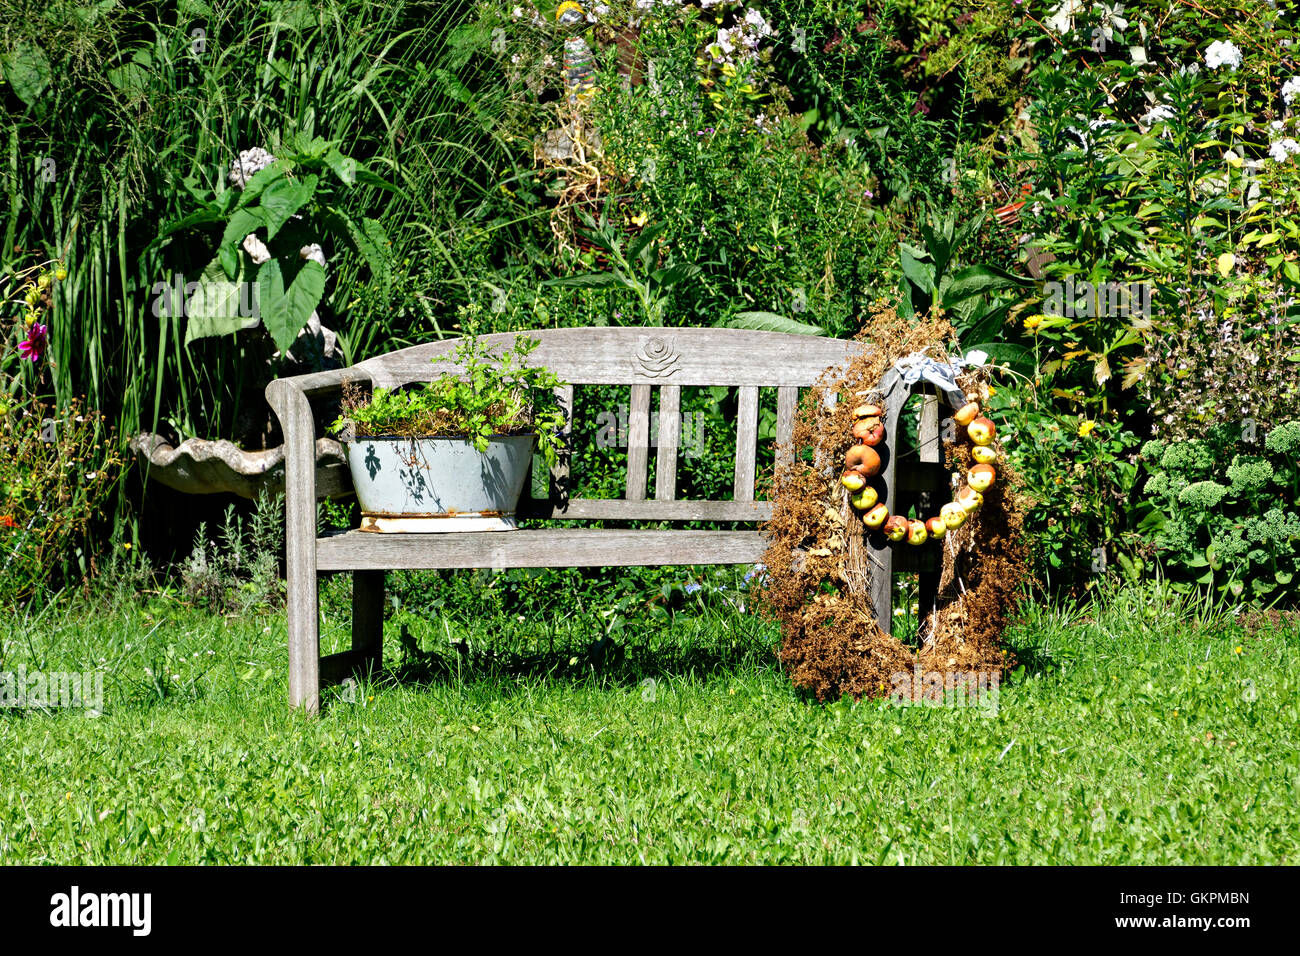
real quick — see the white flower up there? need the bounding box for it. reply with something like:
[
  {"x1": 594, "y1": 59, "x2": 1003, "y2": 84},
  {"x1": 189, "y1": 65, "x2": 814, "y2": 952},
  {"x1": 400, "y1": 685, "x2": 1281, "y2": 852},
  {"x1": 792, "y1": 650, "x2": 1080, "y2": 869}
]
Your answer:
[
  {"x1": 1203, "y1": 40, "x2": 1242, "y2": 71},
  {"x1": 743, "y1": 8, "x2": 772, "y2": 35},
  {"x1": 510, "y1": 5, "x2": 523, "y2": 18},
  {"x1": 1140, "y1": 104, "x2": 1175, "y2": 127},
  {"x1": 709, "y1": 27, "x2": 735, "y2": 61},
  {"x1": 1046, "y1": 0, "x2": 1086, "y2": 33},
  {"x1": 299, "y1": 244, "x2": 327, "y2": 268},
  {"x1": 1269, "y1": 138, "x2": 1300, "y2": 163},
  {"x1": 1283, "y1": 77, "x2": 1300, "y2": 106},
  {"x1": 1272, "y1": 120, "x2": 1286, "y2": 131},
  {"x1": 242, "y1": 234, "x2": 271, "y2": 265},
  {"x1": 228, "y1": 147, "x2": 275, "y2": 189}
]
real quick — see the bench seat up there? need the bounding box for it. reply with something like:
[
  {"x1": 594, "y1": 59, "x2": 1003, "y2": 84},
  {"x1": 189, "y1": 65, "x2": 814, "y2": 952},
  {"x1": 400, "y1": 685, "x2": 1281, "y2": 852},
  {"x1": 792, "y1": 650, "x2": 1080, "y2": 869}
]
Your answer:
[{"x1": 316, "y1": 528, "x2": 767, "y2": 571}]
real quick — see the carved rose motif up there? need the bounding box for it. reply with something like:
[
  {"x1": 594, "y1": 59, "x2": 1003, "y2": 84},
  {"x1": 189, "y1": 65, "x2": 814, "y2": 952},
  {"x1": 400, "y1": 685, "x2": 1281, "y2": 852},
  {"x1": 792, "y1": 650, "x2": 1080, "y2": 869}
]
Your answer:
[{"x1": 633, "y1": 336, "x2": 679, "y2": 378}]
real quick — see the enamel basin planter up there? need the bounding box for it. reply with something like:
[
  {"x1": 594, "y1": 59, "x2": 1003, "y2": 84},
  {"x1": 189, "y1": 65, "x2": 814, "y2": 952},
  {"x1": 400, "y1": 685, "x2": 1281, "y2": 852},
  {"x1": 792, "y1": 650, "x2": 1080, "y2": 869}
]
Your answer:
[
  {"x1": 345, "y1": 433, "x2": 537, "y2": 532},
  {"x1": 331, "y1": 333, "x2": 567, "y2": 534}
]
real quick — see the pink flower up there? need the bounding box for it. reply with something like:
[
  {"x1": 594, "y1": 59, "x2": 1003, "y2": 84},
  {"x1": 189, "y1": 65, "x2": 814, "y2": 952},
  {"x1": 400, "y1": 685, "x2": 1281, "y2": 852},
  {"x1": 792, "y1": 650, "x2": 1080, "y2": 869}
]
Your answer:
[{"x1": 17, "y1": 322, "x2": 47, "y2": 363}]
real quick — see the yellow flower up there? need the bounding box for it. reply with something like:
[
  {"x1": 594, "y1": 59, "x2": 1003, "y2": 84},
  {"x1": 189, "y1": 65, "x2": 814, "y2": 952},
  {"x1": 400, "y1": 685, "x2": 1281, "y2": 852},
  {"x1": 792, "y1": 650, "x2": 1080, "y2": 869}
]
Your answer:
[
  {"x1": 630, "y1": 211, "x2": 648, "y2": 227},
  {"x1": 1234, "y1": 646, "x2": 1243, "y2": 655},
  {"x1": 1078, "y1": 420, "x2": 1097, "y2": 438},
  {"x1": 1023, "y1": 314, "x2": 1043, "y2": 332}
]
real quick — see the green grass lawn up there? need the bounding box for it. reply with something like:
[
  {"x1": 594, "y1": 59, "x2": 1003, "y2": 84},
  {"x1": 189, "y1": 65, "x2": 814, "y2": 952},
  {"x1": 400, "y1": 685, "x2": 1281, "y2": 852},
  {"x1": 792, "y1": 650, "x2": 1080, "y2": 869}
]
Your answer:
[{"x1": 1, "y1": 583, "x2": 1297, "y2": 864}]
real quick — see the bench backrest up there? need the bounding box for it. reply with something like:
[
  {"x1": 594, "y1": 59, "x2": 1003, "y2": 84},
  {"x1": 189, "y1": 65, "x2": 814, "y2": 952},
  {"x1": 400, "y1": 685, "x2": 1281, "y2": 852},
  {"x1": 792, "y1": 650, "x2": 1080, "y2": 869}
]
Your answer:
[{"x1": 348, "y1": 328, "x2": 862, "y2": 522}]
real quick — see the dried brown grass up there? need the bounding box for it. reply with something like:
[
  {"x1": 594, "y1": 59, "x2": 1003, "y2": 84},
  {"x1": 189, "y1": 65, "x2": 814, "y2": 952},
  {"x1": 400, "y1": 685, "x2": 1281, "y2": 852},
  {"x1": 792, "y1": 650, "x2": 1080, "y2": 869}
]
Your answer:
[{"x1": 756, "y1": 306, "x2": 1031, "y2": 701}]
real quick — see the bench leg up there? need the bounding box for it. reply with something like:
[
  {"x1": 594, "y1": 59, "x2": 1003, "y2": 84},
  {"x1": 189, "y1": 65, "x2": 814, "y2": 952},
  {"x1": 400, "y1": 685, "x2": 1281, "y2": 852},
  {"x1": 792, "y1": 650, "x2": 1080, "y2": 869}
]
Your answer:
[
  {"x1": 352, "y1": 570, "x2": 385, "y2": 677},
  {"x1": 287, "y1": 568, "x2": 320, "y2": 713}
]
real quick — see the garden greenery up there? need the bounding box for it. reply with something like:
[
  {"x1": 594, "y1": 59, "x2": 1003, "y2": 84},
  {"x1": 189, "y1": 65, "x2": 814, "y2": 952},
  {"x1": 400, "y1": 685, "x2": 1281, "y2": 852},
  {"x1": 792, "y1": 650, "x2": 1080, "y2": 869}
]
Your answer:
[{"x1": 333, "y1": 333, "x2": 568, "y2": 467}]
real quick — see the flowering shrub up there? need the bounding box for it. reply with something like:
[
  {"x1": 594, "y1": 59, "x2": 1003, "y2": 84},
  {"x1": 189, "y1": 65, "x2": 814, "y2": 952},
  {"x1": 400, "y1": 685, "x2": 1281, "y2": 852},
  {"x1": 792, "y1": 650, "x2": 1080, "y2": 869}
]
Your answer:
[
  {"x1": 0, "y1": 396, "x2": 122, "y2": 604},
  {"x1": 2, "y1": 260, "x2": 121, "y2": 603},
  {"x1": 1135, "y1": 420, "x2": 1300, "y2": 603}
]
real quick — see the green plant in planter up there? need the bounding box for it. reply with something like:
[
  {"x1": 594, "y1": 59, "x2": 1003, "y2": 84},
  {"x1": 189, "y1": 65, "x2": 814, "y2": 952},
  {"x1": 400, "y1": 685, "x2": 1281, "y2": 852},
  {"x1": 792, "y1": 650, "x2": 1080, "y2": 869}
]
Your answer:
[{"x1": 332, "y1": 334, "x2": 567, "y2": 467}]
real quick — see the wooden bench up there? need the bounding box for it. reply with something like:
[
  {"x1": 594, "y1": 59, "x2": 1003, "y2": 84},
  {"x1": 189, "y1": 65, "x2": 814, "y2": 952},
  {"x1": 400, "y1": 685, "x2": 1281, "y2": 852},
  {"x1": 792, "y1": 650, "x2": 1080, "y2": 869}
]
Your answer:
[{"x1": 266, "y1": 327, "x2": 949, "y2": 712}]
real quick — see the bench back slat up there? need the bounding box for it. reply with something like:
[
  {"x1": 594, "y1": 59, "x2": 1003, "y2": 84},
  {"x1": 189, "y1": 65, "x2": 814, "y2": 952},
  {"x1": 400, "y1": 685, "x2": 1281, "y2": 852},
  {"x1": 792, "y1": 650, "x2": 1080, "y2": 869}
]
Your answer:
[
  {"x1": 655, "y1": 385, "x2": 681, "y2": 501},
  {"x1": 344, "y1": 327, "x2": 861, "y2": 523},
  {"x1": 625, "y1": 384, "x2": 652, "y2": 500},
  {"x1": 733, "y1": 385, "x2": 760, "y2": 501},
  {"x1": 352, "y1": 327, "x2": 855, "y2": 387},
  {"x1": 775, "y1": 386, "x2": 798, "y2": 469}
]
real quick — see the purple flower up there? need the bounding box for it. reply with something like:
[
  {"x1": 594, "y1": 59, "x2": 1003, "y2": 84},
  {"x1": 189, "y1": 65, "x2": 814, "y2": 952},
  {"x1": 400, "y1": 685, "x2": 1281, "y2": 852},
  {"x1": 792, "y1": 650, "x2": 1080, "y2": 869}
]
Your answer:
[{"x1": 17, "y1": 323, "x2": 47, "y2": 363}]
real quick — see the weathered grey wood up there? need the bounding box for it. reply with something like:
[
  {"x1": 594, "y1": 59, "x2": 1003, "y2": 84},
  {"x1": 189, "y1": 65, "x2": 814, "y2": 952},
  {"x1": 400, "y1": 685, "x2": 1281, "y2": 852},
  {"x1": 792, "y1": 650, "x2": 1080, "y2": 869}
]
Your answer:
[
  {"x1": 265, "y1": 328, "x2": 889, "y2": 714},
  {"x1": 291, "y1": 367, "x2": 370, "y2": 398},
  {"x1": 317, "y1": 529, "x2": 766, "y2": 571},
  {"x1": 265, "y1": 379, "x2": 321, "y2": 713},
  {"x1": 352, "y1": 570, "x2": 385, "y2": 676},
  {"x1": 733, "y1": 386, "x2": 759, "y2": 501},
  {"x1": 868, "y1": 370, "x2": 904, "y2": 635},
  {"x1": 916, "y1": 395, "x2": 942, "y2": 625},
  {"x1": 655, "y1": 385, "x2": 680, "y2": 501},
  {"x1": 515, "y1": 497, "x2": 771, "y2": 521},
  {"x1": 775, "y1": 386, "x2": 798, "y2": 469},
  {"x1": 353, "y1": 328, "x2": 858, "y2": 388},
  {"x1": 626, "y1": 384, "x2": 651, "y2": 500}
]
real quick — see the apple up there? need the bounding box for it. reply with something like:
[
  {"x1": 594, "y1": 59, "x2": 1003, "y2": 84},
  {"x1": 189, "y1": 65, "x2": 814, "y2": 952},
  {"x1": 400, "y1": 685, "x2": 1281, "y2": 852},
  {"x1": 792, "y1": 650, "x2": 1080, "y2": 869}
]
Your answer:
[
  {"x1": 926, "y1": 516, "x2": 947, "y2": 539},
  {"x1": 941, "y1": 502, "x2": 967, "y2": 530},
  {"x1": 853, "y1": 418, "x2": 886, "y2": 445},
  {"x1": 971, "y1": 444, "x2": 997, "y2": 464},
  {"x1": 953, "y1": 401, "x2": 980, "y2": 427},
  {"x1": 957, "y1": 487, "x2": 984, "y2": 513},
  {"x1": 884, "y1": 515, "x2": 909, "y2": 541},
  {"x1": 967, "y1": 417, "x2": 996, "y2": 446},
  {"x1": 907, "y1": 520, "x2": 928, "y2": 545},
  {"x1": 968, "y1": 464, "x2": 996, "y2": 492},
  {"x1": 863, "y1": 503, "x2": 890, "y2": 528},
  {"x1": 846, "y1": 444, "x2": 881, "y2": 477},
  {"x1": 851, "y1": 486, "x2": 879, "y2": 511},
  {"x1": 840, "y1": 471, "x2": 866, "y2": 491},
  {"x1": 852, "y1": 403, "x2": 883, "y2": 419}
]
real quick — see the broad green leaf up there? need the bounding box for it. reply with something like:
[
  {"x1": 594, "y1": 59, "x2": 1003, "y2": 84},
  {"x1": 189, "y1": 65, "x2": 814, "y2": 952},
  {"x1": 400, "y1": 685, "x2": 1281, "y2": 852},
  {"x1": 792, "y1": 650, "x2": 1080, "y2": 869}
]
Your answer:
[
  {"x1": 258, "y1": 258, "x2": 326, "y2": 354},
  {"x1": 541, "y1": 272, "x2": 621, "y2": 290},
  {"x1": 219, "y1": 208, "x2": 266, "y2": 279},
  {"x1": 324, "y1": 147, "x2": 358, "y2": 185},
  {"x1": 727, "y1": 312, "x2": 825, "y2": 335},
  {"x1": 898, "y1": 244, "x2": 935, "y2": 294},
  {"x1": 233, "y1": 163, "x2": 287, "y2": 208},
  {"x1": 1, "y1": 41, "x2": 51, "y2": 106},
  {"x1": 259, "y1": 174, "x2": 318, "y2": 239},
  {"x1": 184, "y1": 254, "x2": 260, "y2": 346}
]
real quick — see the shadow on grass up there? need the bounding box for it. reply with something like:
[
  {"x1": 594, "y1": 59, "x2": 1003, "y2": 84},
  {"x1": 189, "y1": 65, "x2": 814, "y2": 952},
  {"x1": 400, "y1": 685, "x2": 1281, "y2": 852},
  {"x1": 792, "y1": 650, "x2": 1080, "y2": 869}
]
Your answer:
[{"x1": 360, "y1": 621, "x2": 781, "y2": 697}]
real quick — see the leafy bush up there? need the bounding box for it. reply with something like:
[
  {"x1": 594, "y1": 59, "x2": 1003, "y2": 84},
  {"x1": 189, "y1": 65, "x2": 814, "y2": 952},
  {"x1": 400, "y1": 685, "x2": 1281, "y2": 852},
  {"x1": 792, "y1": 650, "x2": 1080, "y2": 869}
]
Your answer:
[
  {"x1": 180, "y1": 489, "x2": 283, "y2": 614},
  {"x1": 1135, "y1": 420, "x2": 1300, "y2": 603},
  {"x1": 0, "y1": 395, "x2": 122, "y2": 604},
  {"x1": 333, "y1": 331, "x2": 567, "y2": 466}
]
